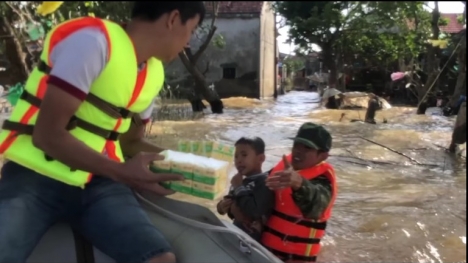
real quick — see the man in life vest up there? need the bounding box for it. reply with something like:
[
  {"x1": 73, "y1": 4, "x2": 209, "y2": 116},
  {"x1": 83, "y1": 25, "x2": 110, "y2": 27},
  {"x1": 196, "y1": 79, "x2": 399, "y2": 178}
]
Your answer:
[
  {"x1": 263, "y1": 122, "x2": 337, "y2": 263},
  {"x1": 0, "y1": 2, "x2": 205, "y2": 263}
]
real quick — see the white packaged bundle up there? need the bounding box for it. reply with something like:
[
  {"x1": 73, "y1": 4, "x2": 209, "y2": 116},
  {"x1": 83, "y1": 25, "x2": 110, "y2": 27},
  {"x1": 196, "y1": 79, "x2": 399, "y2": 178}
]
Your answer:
[
  {"x1": 154, "y1": 149, "x2": 229, "y2": 199},
  {"x1": 192, "y1": 157, "x2": 229, "y2": 200}
]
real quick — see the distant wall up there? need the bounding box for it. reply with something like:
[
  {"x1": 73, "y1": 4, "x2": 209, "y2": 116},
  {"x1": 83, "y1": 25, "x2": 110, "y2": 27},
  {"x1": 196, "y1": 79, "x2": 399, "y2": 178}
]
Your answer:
[
  {"x1": 166, "y1": 16, "x2": 261, "y2": 98},
  {"x1": 259, "y1": 3, "x2": 276, "y2": 98}
]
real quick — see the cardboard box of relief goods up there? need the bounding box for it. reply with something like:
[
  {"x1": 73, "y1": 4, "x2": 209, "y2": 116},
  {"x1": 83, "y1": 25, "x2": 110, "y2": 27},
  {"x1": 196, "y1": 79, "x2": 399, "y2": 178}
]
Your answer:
[{"x1": 151, "y1": 148, "x2": 231, "y2": 200}]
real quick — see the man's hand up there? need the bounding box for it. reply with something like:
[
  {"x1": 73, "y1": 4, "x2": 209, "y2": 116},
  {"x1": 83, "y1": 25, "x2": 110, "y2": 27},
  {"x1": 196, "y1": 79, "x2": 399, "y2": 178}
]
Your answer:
[
  {"x1": 265, "y1": 155, "x2": 303, "y2": 191},
  {"x1": 117, "y1": 152, "x2": 184, "y2": 195},
  {"x1": 231, "y1": 173, "x2": 244, "y2": 188},
  {"x1": 217, "y1": 197, "x2": 233, "y2": 215}
]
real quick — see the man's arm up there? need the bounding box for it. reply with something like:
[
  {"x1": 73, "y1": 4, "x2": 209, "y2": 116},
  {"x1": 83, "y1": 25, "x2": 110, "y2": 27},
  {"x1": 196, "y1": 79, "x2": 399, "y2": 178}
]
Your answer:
[
  {"x1": 119, "y1": 101, "x2": 165, "y2": 157},
  {"x1": 33, "y1": 28, "x2": 122, "y2": 178},
  {"x1": 291, "y1": 175, "x2": 332, "y2": 220},
  {"x1": 233, "y1": 175, "x2": 276, "y2": 221}
]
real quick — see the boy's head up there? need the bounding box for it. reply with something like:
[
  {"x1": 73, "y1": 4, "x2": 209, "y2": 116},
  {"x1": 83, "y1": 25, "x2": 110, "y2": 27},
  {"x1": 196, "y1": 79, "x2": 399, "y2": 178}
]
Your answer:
[
  {"x1": 289, "y1": 122, "x2": 332, "y2": 170},
  {"x1": 234, "y1": 137, "x2": 266, "y2": 176},
  {"x1": 131, "y1": 2, "x2": 205, "y2": 62}
]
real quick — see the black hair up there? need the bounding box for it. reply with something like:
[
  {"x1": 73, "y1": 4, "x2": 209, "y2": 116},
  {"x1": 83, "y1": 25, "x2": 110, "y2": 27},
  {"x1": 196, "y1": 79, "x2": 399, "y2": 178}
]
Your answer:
[
  {"x1": 131, "y1": 2, "x2": 205, "y2": 25},
  {"x1": 235, "y1": 137, "x2": 265, "y2": 155}
]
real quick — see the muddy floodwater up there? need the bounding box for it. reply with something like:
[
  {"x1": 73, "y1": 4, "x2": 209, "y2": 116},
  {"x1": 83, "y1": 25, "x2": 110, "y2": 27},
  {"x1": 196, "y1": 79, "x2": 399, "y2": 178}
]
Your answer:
[
  {"x1": 148, "y1": 91, "x2": 466, "y2": 263},
  {"x1": 0, "y1": 91, "x2": 465, "y2": 262}
]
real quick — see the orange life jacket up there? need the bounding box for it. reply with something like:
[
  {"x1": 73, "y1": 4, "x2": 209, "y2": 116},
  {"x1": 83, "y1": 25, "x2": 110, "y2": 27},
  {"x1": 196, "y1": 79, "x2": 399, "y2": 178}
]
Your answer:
[{"x1": 261, "y1": 154, "x2": 337, "y2": 263}]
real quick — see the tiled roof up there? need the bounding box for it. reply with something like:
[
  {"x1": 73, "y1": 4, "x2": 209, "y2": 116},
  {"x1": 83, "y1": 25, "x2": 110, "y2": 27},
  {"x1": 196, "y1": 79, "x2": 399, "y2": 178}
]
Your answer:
[
  {"x1": 405, "y1": 13, "x2": 464, "y2": 34},
  {"x1": 205, "y1": 1, "x2": 264, "y2": 14},
  {"x1": 439, "y1": 13, "x2": 465, "y2": 33}
]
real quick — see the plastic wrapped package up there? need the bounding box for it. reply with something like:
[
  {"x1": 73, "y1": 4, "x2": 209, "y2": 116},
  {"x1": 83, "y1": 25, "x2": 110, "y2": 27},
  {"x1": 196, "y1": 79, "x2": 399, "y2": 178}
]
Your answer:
[
  {"x1": 153, "y1": 150, "x2": 229, "y2": 199},
  {"x1": 177, "y1": 140, "x2": 191, "y2": 153},
  {"x1": 168, "y1": 152, "x2": 196, "y2": 194},
  {"x1": 202, "y1": 141, "x2": 214, "y2": 157},
  {"x1": 192, "y1": 158, "x2": 229, "y2": 200},
  {"x1": 211, "y1": 142, "x2": 235, "y2": 169},
  {"x1": 178, "y1": 140, "x2": 214, "y2": 157},
  {"x1": 151, "y1": 159, "x2": 172, "y2": 188}
]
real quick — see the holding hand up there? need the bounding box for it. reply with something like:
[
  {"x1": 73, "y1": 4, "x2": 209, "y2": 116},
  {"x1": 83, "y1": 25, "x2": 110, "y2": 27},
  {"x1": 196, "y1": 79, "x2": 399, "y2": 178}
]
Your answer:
[
  {"x1": 231, "y1": 173, "x2": 244, "y2": 188},
  {"x1": 217, "y1": 197, "x2": 233, "y2": 215},
  {"x1": 265, "y1": 155, "x2": 303, "y2": 191},
  {"x1": 117, "y1": 152, "x2": 184, "y2": 196}
]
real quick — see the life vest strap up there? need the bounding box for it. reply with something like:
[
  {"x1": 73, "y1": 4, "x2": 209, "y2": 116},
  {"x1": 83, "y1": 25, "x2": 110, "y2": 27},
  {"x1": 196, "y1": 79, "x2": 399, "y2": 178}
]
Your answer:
[
  {"x1": 271, "y1": 209, "x2": 327, "y2": 230},
  {"x1": 36, "y1": 60, "x2": 136, "y2": 119},
  {"x1": 266, "y1": 246, "x2": 317, "y2": 262},
  {"x1": 263, "y1": 226, "x2": 321, "y2": 244},
  {"x1": 2, "y1": 117, "x2": 121, "y2": 141},
  {"x1": 2, "y1": 117, "x2": 119, "y2": 172}
]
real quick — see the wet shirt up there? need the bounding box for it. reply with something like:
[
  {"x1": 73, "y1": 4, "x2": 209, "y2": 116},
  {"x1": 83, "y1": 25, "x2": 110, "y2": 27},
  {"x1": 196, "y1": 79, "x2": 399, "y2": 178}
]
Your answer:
[
  {"x1": 291, "y1": 175, "x2": 333, "y2": 220},
  {"x1": 226, "y1": 172, "x2": 274, "y2": 241},
  {"x1": 227, "y1": 171, "x2": 333, "y2": 226}
]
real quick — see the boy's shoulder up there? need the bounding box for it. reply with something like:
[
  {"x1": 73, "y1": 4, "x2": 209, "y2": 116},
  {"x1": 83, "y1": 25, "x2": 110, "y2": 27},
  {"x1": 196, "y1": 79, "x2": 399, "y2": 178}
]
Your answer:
[
  {"x1": 244, "y1": 172, "x2": 268, "y2": 181},
  {"x1": 242, "y1": 172, "x2": 269, "y2": 187}
]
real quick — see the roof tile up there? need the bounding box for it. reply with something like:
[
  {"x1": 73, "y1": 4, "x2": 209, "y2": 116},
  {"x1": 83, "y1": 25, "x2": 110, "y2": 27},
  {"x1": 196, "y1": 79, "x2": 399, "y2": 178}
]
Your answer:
[
  {"x1": 439, "y1": 13, "x2": 464, "y2": 33},
  {"x1": 205, "y1": 1, "x2": 264, "y2": 14}
]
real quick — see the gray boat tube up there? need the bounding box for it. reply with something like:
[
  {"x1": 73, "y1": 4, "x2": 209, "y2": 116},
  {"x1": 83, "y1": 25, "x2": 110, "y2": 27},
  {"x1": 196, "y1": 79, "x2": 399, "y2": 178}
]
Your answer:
[{"x1": 27, "y1": 191, "x2": 283, "y2": 263}]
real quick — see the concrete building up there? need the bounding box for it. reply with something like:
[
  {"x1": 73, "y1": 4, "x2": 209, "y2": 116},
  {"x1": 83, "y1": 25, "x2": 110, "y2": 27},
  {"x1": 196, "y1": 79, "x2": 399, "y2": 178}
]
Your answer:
[{"x1": 165, "y1": 1, "x2": 277, "y2": 99}]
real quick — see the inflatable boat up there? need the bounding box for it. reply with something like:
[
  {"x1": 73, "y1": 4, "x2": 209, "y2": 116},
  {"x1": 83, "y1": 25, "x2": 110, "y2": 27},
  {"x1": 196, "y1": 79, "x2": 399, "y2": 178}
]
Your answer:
[{"x1": 27, "y1": 191, "x2": 282, "y2": 263}]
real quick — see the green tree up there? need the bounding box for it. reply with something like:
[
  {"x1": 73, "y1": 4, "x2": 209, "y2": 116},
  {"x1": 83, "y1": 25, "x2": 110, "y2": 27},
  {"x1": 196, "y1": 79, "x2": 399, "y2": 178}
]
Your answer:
[
  {"x1": 275, "y1": 2, "x2": 381, "y2": 88},
  {"x1": 0, "y1": 1, "x2": 132, "y2": 84},
  {"x1": 449, "y1": 2, "x2": 466, "y2": 107},
  {"x1": 283, "y1": 57, "x2": 305, "y2": 73},
  {"x1": 274, "y1": 1, "x2": 432, "y2": 92},
  {"x1": 177, "y1": 2, "x2": 225, "y2": 114}
]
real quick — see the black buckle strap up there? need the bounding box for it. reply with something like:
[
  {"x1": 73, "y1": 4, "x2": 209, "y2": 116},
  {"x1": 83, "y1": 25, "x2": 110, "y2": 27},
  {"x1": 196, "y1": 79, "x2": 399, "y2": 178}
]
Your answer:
[
  {"x1": 1, "y1": 118, "x2": 121, "y2": 142},
  {"x1": 85, "y1": 93, "x2": 134, "y2": 119},
  {"x1": 20, "y1": 90, "x2": 42, "y2": 108},
  {"x1": 37, "y1": 60, "x2": 51, "y2": 74},
  {"x1": 2, "y1": 118, "x2": 121, "y2": 171},
  {"x1": 35, "y1": 61, "x2": 135, "y2": 120},
  {"x1": 264, "y1": 226, "x2": 321, "y2": 244},
  {"x1": 272, "y1": 210, "x2": 327, "y2": 230},
  {"x1": 68, "y1": 117, "x2": 121, "y2": 141},
  {"x1": 1, "y1": 120, "x2": 35, "y2": 135}
]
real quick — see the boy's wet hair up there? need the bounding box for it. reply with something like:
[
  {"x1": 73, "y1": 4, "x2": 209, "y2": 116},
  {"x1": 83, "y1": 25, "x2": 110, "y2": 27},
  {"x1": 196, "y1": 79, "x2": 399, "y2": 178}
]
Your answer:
[
  {"x1": 235, "y1": 137, "x2": 265, "y2": 155},
  {"x1": 131, "y1": 2, "x2": 205, "y2": 25}
]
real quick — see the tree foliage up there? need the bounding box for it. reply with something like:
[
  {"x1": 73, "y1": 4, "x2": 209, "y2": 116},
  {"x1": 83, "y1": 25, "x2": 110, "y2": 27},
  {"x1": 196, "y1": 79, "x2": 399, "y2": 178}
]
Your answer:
[
  {"x1": 283, "y1": 57, "x2": 305, "y2": 73},
  {"x1": 274, "y1": 1, "x2": 436, "y2": 87},
  {"x1": 176, "y1": 2, "x2": 226, "y2": 113},
  {"x1": 0, "y1": 1, "x2": 132, "y2": 84}
]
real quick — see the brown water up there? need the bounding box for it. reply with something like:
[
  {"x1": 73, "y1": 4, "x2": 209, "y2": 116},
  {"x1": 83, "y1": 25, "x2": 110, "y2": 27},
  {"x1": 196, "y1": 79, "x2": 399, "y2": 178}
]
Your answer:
[{"x1": 148, "y1": 91, "x2": 466, "y2": 263}]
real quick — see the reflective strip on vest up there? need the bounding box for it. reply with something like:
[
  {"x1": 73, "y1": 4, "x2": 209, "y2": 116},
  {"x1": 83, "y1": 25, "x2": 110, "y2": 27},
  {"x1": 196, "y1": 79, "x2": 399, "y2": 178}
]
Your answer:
[
  {"x1": 0, "y1": 17, "x2": 164, "y2": 188},
  {"x1": 261, "y1": 154, "x2": 337, "y2": 263}
]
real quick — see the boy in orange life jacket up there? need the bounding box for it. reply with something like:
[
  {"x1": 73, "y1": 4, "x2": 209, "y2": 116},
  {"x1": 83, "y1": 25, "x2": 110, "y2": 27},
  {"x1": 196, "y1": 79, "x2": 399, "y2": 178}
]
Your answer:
[
  {"x1": 263, "y1": 122, "x2": 337, "y2": 263},
  {"x1": 216, "y1": 137, "x2": 275, "y2": 242}
]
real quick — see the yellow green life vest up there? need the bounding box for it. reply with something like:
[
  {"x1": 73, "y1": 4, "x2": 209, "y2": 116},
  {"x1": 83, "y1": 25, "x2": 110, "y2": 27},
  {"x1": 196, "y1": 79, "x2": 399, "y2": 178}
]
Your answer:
[{"x1": 0, "y1": 17, "x2": 164, "y2": 188}]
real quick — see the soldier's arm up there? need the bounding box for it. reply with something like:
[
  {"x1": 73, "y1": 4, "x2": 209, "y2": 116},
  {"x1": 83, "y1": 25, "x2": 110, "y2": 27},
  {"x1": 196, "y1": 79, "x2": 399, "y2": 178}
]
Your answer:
[{"x1": 291, "y1": 175, "x2": 332, "y2": 220}]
